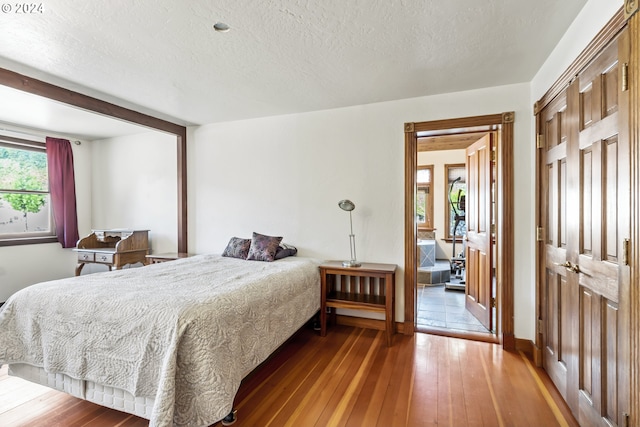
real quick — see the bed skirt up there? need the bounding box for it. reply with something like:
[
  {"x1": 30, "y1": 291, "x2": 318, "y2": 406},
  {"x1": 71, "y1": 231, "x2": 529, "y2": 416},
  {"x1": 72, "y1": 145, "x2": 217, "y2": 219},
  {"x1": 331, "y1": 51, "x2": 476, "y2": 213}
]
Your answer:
[{"x1": 8, "y1": 363, "x2": 155, "y2": 419}]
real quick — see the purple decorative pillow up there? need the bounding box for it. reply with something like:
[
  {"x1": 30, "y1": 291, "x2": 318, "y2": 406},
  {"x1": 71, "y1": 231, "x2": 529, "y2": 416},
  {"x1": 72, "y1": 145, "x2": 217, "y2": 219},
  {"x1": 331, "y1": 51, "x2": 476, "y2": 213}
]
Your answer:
[
  {"x1": 222, "y1": 237, "x2": 251, "y2": 259},
  {"x1": 247, "y1": 232, "x2": 283, "y2": 262}
]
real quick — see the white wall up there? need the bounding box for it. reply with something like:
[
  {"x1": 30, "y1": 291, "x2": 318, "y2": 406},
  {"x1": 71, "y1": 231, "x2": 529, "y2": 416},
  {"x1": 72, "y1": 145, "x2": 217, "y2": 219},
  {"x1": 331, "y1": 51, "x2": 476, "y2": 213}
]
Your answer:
[
  {"x1": 189, "y1": 82, "x2": 534, "y2": 336},
  {"x1": 531, "y1": 0, "x2": 623, "y2": 100},
  {"x1": 92, "y1": 131, "x2": 178, "y2": 256},
  {"x1": 418, "y1": 149, "x2": 466, "y2": 260},
  {"x1": 0, "y1": 136, "x2": 92, "y2": 302}
]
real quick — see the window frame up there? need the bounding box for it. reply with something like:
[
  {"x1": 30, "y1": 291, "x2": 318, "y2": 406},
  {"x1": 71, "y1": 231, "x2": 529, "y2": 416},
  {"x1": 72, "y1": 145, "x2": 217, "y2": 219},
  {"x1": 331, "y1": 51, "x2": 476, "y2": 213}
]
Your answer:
[
  {"x1": 416, "y1": 165, "x2": 434, "y2": 230},
  {"x1": 444, "y1": 163, "x2": 466, "y2": 242},
  {"x1": 0, "y1": 136, "x2": 57, "y2": 246}
]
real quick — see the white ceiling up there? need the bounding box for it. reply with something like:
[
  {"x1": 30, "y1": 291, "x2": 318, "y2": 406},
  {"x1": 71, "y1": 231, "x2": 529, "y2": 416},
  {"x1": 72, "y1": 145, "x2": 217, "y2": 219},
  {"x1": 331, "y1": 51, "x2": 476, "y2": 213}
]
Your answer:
[
  {"x1": 0, "y1": 86, "x2": 156, "y2": 140},
  {"x1": 0, "y1": 0, "x2": 588, "y2": 139}
]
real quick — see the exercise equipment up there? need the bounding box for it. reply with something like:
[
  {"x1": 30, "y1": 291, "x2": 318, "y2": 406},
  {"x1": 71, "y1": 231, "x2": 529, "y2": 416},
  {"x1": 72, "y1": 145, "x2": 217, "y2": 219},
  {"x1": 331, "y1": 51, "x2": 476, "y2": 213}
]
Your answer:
[{"x1": 445, "y1": 177, "x2": 466, "y2": 291}]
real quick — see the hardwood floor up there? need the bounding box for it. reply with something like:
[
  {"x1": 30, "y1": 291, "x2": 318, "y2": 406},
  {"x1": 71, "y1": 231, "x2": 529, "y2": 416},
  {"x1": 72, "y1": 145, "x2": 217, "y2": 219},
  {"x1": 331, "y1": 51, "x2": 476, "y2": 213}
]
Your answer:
[{"x1": 0, "y1": 325, "x2": 578, "y2": 427}]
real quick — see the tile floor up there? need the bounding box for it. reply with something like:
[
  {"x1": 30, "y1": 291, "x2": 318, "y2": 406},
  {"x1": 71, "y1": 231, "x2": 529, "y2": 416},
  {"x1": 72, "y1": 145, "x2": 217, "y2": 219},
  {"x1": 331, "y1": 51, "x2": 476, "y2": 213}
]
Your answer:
[{"x1": 416, "y1": 284, "x2": 492, "y2": 334}]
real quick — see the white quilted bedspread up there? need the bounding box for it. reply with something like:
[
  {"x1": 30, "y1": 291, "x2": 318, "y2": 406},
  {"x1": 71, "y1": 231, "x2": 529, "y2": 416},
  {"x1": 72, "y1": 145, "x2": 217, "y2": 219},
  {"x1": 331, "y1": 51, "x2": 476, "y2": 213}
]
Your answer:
[{"x1": 0, "y1": 254, "x2": 321, "y2": 427}]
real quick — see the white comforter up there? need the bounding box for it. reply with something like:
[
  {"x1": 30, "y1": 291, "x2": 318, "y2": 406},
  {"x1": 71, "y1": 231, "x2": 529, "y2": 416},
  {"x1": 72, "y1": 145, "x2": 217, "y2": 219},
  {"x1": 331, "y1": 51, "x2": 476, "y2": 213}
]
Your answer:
[{"x1": 0, "y1": 254, "x2": 321, "y2": 426}]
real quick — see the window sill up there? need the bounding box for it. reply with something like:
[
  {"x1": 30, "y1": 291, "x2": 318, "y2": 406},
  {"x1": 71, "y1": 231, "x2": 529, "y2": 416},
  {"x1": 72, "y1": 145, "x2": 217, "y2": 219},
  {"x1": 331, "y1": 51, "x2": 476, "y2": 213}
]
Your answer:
[
  {"x1": 442, "y1": 237, "x2": 464, "y2": 243},
  {"x1": 0, "y1": 236, "x2": 59, "y2": 247}
]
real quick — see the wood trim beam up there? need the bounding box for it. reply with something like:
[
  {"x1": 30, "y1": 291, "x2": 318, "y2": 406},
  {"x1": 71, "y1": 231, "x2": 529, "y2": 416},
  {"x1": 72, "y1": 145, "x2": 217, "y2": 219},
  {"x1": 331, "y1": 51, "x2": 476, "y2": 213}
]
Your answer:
[
  {"x1": 0, "y1": 67, "x2": 189, "y2": 252},
  {"x1": 177, "y1": 131, "x2": 188, "y2": 253},
  {"x1": 499, "y1": 113, "x2": 515, "y2": 350},
  {"x1": 411, "y1": 114, "x2": 503, "y2": 133},
  {"x1": 533, "y1": 110, "x2": 544, "y2": 367},
  {"x1": 0, "y1": 68, "x2": 186, "y2": 136},
  {"x1": 625, "y1": 0, "x2": 639, "y2": 20},
  {"x1": 404, "y1": 124, "x2": 417, "y2": 335},
  {"x1": 628, "y1": 10, "x2": 640, "y2": 427}
]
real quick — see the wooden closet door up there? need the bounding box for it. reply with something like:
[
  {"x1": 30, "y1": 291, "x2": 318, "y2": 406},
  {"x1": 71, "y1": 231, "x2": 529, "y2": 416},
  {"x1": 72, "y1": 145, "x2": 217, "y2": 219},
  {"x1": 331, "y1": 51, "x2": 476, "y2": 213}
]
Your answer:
[
  {"x1": 573, "y1": 31, "x2": 630, "y2": 427},
  {"x1": 541, "y1": 87, "x2": 578, "y2": 411},
  {"x1": 540, "y1": 29, "x2": 630, "y2": 427}
]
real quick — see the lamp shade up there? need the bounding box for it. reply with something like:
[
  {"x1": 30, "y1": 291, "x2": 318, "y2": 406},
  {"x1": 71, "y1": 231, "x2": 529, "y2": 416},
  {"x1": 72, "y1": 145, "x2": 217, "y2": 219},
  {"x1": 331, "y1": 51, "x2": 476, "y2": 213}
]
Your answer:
[{"x1": 338, "y1": 199, "x2": 355, "y2": 211}]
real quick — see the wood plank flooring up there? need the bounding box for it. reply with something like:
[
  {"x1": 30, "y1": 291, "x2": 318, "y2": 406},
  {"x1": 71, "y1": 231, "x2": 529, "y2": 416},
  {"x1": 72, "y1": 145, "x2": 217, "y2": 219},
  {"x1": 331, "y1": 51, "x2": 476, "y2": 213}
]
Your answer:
[{"x1": 0, "y1": 325, "x2": 578, "y2": 426}]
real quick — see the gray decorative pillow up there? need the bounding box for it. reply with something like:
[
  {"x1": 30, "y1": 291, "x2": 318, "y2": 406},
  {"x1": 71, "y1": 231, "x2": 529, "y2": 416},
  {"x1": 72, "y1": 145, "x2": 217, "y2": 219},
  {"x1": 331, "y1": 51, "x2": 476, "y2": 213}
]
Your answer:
[
  {"x1": 275, "y1": 243, "x2": 298, "y2": 260},
  {"x1": 247, "y1": 232, "x2": 283, "y2": 262},
  {"x1": 222, "y1": 237, "x2": 251, "y2": 259}
]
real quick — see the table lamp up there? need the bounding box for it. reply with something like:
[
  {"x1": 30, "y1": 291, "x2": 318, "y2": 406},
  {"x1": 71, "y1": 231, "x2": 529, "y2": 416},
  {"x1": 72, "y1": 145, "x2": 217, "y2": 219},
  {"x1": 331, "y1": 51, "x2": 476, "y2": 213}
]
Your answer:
[{"x1": 338, "y1": 199, "x2": 361, "y2": 267}]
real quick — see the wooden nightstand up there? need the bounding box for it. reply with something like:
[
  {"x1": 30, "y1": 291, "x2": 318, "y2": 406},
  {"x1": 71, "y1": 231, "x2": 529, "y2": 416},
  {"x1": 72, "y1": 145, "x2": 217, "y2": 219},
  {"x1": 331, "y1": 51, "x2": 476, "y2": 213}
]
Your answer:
[
  {"x1": 146, "y1": 252, "x2": 193, "y2": 264},
  {"x1": 319, "y1": 261, "x2": 397, "y2": 346}
]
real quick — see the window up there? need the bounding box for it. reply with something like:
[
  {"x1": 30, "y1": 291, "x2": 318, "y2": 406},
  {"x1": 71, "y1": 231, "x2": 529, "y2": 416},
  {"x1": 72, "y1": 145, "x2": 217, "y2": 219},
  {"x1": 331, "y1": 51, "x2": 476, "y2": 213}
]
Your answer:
[
  {"x1": 416, "y1": 165, "x2": 434, "y2": 230},
  {"x1": 444, "y1": 163, "x2": 466, "y2": 241},
  {"x1": 0, "y1": 138, "x2": 56, "y2": 244}
]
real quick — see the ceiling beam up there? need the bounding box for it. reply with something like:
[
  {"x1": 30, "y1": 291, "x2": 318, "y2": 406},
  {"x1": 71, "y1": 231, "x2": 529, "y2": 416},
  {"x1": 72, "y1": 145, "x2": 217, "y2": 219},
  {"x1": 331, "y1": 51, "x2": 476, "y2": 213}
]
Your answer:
[
  {"x1": 0, "y1": 67, "x2": 186, "y2": 136},
  {"x1": 417, "y1": 131, "x2": 488, "y2": 151}
]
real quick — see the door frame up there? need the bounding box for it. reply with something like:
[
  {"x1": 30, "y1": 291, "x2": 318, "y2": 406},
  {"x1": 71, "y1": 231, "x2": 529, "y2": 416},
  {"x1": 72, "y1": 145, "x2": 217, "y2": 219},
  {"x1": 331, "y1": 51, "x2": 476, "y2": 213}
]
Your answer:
[{"x1": 404, "y1": 113, "x2": 515, "y2": 349}]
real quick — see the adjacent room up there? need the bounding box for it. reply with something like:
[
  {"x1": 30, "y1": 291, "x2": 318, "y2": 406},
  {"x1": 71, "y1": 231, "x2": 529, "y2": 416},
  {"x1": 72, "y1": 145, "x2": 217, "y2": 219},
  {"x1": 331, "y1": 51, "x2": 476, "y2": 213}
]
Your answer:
[{"x1": 0, "y1": 1, "x2": 637, "y2": 426}]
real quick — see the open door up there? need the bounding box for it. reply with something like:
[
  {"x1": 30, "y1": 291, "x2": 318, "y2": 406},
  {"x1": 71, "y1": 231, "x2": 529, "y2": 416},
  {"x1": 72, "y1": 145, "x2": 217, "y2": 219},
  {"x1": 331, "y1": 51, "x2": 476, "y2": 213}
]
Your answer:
[{"x1": 464, "y1": 133, "x2": 494, "y2": 331}]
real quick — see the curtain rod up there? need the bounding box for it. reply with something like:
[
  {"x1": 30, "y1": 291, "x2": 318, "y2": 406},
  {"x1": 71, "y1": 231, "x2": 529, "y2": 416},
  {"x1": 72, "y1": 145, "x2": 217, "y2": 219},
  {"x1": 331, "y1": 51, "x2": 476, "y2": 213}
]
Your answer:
[{"x1": 0, "y1": 127, "x2": 82, "y2": 145}]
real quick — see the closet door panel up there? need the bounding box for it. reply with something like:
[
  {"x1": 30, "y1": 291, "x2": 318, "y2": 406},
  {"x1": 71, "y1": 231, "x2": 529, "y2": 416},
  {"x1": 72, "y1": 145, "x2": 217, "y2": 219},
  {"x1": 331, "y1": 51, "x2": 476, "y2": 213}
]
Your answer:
[
  {"x1": 541, "y1": 91, "x2": 575, "y2": 405},
  {"x1": 574, "y1": 34, "x2": 628, "y2": 427}
]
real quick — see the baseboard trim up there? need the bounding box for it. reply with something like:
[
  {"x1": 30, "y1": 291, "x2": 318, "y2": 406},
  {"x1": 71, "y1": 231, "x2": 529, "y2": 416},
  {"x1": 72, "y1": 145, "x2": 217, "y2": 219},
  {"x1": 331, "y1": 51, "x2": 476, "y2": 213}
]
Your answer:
[
  {"x1": 503, "y1": 332, "x2": 516, "y2": 351},
  {"x1": 515, "y1": 338, "x2": 534, "y2": 359},
  {"x1": 334, "y1": 316, "x2": 533, "y2": 354},
  {"x1": 533, "y1": 344, "x2": 543, "y2": 367}
]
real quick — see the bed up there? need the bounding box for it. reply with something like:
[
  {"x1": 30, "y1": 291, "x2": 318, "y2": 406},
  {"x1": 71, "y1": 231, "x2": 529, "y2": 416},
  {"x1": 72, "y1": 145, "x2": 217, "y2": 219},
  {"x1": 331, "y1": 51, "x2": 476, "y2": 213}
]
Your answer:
[{"x1": 0, "y1": 254, "x2": 321, "y2": 426}]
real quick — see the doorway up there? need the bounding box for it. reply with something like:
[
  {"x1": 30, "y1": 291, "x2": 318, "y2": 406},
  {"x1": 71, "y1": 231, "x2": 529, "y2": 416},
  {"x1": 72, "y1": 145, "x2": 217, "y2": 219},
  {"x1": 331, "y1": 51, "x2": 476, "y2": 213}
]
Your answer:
[
  {"x1": 403, "y1": 114, "x2": 515, "y2": 349},
  {"x1": 415, "y1": 132, "x2": 497, "y2": 336}
]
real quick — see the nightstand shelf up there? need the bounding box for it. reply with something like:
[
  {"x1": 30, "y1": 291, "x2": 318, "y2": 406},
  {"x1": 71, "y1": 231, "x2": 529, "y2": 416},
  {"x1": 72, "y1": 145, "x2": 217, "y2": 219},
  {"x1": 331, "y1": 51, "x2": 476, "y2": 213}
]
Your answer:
[
  {"x1": 146, "y1": 252, "x2": 193, "y2": 264},
  {"x1": 320, "y1": 261, "x2": 397, "y2": 346},
  {"x1": 326, "y1": 291, "x2": 386, "y2": 309}
]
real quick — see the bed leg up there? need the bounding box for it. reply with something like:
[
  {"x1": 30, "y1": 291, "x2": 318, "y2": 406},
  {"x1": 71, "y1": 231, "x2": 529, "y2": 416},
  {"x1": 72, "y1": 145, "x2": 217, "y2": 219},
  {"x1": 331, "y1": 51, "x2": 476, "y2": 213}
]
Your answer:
[{"x1": 221, "y1": 408, "x2": 238, "y2": 426}]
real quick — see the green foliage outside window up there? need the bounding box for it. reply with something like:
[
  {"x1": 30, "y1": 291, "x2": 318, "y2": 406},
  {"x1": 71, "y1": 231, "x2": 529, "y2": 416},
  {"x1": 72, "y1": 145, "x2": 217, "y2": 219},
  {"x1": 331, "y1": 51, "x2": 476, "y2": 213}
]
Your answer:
[
  {"x1": 0, "y1": 146, "x2": 49, "y2": 232},
  {"x1": 416, "y1": 194, "x2": 425, "y2": 222}
]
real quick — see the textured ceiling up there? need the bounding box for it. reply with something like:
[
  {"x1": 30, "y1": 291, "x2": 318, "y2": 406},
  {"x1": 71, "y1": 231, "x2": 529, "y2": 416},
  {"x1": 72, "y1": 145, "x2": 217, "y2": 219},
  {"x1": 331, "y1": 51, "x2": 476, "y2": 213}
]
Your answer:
[{"x1": 0, "y1": 0, "x2": 587, "y2": 137}]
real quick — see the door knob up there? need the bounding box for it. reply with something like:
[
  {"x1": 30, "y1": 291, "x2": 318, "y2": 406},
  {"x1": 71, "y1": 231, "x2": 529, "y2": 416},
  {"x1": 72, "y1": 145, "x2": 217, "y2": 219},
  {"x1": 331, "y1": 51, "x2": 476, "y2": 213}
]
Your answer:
[
  {"x1": 554, "y1": 261, "x2": 582, "y2": 274},
  {"x1": 555, "y1": 261, "x2": 572, "y2": 269}
]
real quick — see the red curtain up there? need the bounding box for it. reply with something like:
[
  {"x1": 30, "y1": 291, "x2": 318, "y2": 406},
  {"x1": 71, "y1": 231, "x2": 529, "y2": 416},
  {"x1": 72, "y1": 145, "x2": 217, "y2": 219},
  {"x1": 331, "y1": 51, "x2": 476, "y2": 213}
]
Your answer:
[{"x1": 45, "y1": 137, "x2": 79, "y2": 248}]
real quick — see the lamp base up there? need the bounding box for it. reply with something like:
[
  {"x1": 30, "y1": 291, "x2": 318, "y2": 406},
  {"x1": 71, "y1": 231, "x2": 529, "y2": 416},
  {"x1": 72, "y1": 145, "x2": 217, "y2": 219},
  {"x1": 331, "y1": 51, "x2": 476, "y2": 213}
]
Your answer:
[{"x1": 342, "y1": 260, "x2": 362, "y2": 268}]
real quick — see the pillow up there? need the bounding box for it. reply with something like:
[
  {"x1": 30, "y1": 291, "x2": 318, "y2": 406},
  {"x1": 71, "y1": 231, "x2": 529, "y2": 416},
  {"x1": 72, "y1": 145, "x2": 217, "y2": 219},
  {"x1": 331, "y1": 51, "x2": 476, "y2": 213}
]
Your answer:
[
  {"x1": 275, "y1": 243, "x2": 298, "y2": 260},
  {"x1": 222, "y1": 237, "x2": 251, "y2": 259},
  {"x1": 247, "y1": 232, "x2": 283, "y2": 262}
]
